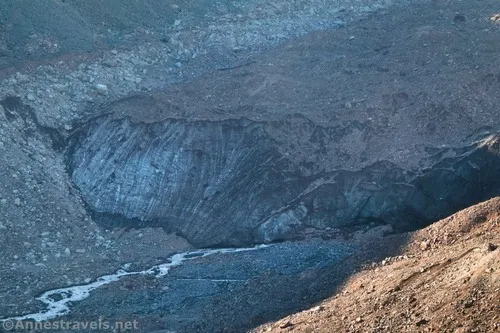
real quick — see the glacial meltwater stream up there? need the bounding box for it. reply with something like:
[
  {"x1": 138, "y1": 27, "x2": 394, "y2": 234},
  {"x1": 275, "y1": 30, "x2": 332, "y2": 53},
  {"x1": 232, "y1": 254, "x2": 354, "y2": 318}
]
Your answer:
[{"x1": 1, "y1": 245, "x2": 269, "y2": 322}]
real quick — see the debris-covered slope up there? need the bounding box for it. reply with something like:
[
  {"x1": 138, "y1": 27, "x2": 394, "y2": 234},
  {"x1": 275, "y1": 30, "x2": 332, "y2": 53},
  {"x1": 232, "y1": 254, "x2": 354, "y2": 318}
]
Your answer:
[{"x1": 253, "y1": 197, "x2": 500, "y2": 333}]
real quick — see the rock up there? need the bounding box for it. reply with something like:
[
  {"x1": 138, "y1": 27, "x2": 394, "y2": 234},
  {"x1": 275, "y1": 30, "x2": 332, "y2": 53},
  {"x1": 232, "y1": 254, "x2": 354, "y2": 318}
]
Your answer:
[
  {"x1": 64, "y1": 248, "x2": 71, "y2": 256},
  {"x1": 102, "y1": 59, "x2": 117, "y2": 68},
  {"x1": 311, "y1": 305, "x2": 325, "y2": 312},
  {"x1": 454, "y1": 327, "x2": 472, "y2": 333},
  {"x1": 420, "y1": 241, "x2": 430, "y2": 251},
  {"x1": 26, "y1": 93, "x2": 36, "y2": 101},
  {"x1": 173, "y1": 19, "x2": 181, "y2": 26},
  {"x1": 52, "y1": 83, "x2": 67, "y2": 92},
  {"x1": 14, "y1": 198, "x2": 21, "y2": 206},
  {"x1": 453, "y1": 14, "x2": 466, "y2": 23},
  {"x1": 415, "y1": 319, "x2": 429, "y2": 326},
  {"x1": 15, "y1": 72, "x2": 30, "y2": 83},
  {"x1": 94, "y1": 83, "x2": 108, "y2": 95},
  {"x1": 484, "y1": 243, "x2": 498, "y2": 252},
  {"x1": 0, "y1": 198, "x2": 6, "y2": 205},
  {"x1": 279, "y1": 321, "x2": 293, "y2": 329}
]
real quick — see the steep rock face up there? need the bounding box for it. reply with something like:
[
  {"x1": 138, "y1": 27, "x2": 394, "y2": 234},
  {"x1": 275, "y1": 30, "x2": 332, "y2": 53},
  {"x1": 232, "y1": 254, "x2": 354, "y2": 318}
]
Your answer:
[
  {"x1": 67, "y1": 108, "x2": 500, "y2": 246},
  {"x1": 67, "y1": 116, "x2": 309, "y2": 246},
  {"x1": 257, "y1": 135, "x2": 500, "y2": 241}
]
